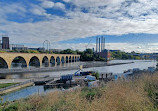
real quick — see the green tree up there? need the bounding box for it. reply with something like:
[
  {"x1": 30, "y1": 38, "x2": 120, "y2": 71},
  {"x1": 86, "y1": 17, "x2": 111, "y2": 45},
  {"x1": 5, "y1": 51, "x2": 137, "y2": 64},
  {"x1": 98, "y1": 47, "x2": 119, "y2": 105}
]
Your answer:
[
  {"x1": 85, "y1": 49, "x2": 93, "y2": 54},
  {"x1": 60, "y1": 49, "x2": 77, "y2": 54}
]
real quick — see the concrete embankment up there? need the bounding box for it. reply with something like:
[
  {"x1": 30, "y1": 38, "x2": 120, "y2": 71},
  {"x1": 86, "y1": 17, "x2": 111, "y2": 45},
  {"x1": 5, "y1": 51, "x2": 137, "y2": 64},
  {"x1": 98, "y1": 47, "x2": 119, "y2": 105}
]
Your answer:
[
  {"x1": 0, "y1": 80, "x2": 34, "y2": 95},
  {"x1": 0, "y1": 62, "x2": 134, "y2": 74}
]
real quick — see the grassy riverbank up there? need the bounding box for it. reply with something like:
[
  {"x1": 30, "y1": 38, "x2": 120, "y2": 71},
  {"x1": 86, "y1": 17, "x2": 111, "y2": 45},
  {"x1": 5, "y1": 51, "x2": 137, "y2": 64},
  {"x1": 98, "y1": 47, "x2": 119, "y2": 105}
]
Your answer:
[
  {"x1": 1, "y1": 72, "x2": 158, "y2": 111},
  {"x1": 0, "y1": 83, "x2": 19, "y2": 89}
]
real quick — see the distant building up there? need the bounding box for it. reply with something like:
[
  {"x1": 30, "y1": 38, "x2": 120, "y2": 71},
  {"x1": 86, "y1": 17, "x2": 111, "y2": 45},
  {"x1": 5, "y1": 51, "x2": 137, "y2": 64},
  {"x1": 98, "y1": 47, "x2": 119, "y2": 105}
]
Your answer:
[
  {"x1": 96, "y1": 49, "x2": 111, "y2": 61},
  {"x1": 12, "y1": 47, "x2": 28, "y2": 51},
  {"x1": 49, "y1": 49, "x2": 63, "y2": 53},
  {"x1": 29, "y1": 47, "x2": 45, "y2": 52},
  {"x1": 37, "y1": 47, "x2": 45, "y2": 51},
  {"x1": 109, "y1": 50, "x2": 120, "y2": 52},
  {"x1": 2, "y1": 36, "x2": 9, "y2": 49},
  {"x1": 10, "y1": 44, "x2": 28, "y2": 51}
]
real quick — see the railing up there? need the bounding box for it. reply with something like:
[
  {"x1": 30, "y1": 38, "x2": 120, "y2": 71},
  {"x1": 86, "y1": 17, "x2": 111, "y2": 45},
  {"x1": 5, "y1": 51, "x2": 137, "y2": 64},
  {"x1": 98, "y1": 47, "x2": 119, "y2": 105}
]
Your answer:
[{"x1": 0, "y1": 80, "x2": 33, "y2": 92}]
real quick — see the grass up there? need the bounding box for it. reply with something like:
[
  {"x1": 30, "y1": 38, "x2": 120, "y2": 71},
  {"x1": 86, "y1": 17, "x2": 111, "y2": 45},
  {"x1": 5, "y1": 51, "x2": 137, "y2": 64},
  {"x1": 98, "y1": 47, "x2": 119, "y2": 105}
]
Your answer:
[
  {"x1": 1, "y1": 72, "x2": 158, "y2": 111},
  {"x1": 0, "y1": 83, "x2": 19, "y2": 89}
]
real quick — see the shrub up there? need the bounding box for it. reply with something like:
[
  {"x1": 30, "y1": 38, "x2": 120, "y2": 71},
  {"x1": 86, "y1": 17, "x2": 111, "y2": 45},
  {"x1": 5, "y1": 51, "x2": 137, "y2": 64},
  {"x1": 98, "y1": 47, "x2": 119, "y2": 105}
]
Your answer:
[
  {"x1": 92, "y1": 72, "x2": 99, "y2": 80},
  {"x1": 2, "y1": 72, "x2": 158, "y2": 111},
  {"x1": 81, "y1": 87, "x2": 103, "y2": 101}
]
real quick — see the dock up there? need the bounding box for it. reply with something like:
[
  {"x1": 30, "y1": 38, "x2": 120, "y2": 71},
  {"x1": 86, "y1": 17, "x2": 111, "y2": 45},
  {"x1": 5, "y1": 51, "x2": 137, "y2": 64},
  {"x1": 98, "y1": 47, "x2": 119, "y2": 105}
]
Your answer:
[{"x1": 44, "y1": 80, "x2": 77, "y2": 88}]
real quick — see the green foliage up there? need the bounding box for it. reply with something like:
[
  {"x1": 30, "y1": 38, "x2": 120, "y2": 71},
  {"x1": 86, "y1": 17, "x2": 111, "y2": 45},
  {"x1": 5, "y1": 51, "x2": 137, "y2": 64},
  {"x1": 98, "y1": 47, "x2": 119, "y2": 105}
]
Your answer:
[
  {"x1": 0, "y1": 50, "x2": 6, "y2": 53},
  {"x1": 81, "y1": 87, "x2": 103, "y2": 101},
  {"x1": 0, "y1": 83, "x2": 19, "y2": 89},
  {"x1": 3, "y1": 104, "x2": 18, "y2": 111},
  {"x1": 51, "y1": 99, "x2": 67, "y2": 111},
  {"x1": 60, "y1": 49, "x2": 77, "y2": 54},
  {"x1": 134, "y1": 56, "x2": 141, "y2": 60},
  {"x1": 85, "y1": 49, "x2": 93, "y2": 54},
  {"x1": 1, "y1": 103, "x2": 18, "y2": 111},
  {"x1": 92, "y1": 72, "x2": 99, "y2": 80},
  {"x1": 94, "y1": 55, "x2": 106, "y2": 61},
  {"x1": 10, "y1": 49, "x2": 40, "y2": 53},
  {"x1": 80, "y1": 49, "x2": 106, "y2": 61},
  {"x1": 9, "y1": 50, "x2": 19, "y2": 53},
  {"x1": 19, "y1": 50, "x2": 29, "y2": 53},
  {"x1": 111, "y1": 51, "x2": 141, "y2": 60},
  {"x1": 80, "y1": 49, "x2": 93, "y2": 61},
  {"x1": 27, "y1": 50, "x2": 39, "y2": 53},
  {"x1": 2, "y1": 73, "x2": 158, "y2": 111},
  {"x1": 145, "y1": 81, "x2": 158, "y2": 107},
  {"x1": 51, "y1": 96, "x2": 76, "y2": 111}
]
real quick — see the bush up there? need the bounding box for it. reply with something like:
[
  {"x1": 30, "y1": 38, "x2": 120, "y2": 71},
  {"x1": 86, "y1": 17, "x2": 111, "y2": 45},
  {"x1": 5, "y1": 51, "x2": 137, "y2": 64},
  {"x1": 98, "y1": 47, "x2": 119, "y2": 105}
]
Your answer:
[
  {"x1": 81, "y1": 87, "x2": 103, "y2": 101},
  {"x1": 92, "y1": 72, "x2": 99, "y2": 80},
  {"x1": 0, "y1": 50, "x2": 6, "y2": 53},
  {"x1": 2, "y1": 72, "x2": 158, "y2": 111},
  {"x1": 27, "y1": 50, "x2": 39, "y2": 53}
]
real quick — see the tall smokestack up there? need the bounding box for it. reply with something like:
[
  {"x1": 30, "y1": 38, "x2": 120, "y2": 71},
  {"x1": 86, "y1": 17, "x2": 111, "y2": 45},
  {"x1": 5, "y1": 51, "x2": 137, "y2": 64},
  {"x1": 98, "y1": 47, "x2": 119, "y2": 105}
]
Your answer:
[
  {"x1": 96, "y1": 37, "x2": 98, "y2": 52},
  {"x1": 101, "y1": 36, "x2": 102, "y2": 52},
  {"x1": 102, "y1": 36, "x2": 104, "y2": 51},
  {"x1": 99, "y1": 37, "x2": 100, "y2": 52},
  {"x1": 104, "y1": 37, "x2": 105, "y2": 50},
  {"x1": 102, "y1": 37, "x2": 103, "y2": 51}
]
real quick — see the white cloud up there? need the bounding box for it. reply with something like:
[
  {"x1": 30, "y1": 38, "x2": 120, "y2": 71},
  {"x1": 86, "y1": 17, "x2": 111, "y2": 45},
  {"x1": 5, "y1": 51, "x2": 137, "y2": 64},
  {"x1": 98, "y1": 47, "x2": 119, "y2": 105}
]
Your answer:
[
  {"x1": 1, "y1": 0, "x2": 158, "y2": 52},
  {"x1": 63, "y1": 0, "x2": 71, "y2": 3},
  {"x1": 49, "y1": 42, "x2": 158, "y2": 53},
  {"x1": 31, "y1": 8, "x2": 45, "y2": 15},
  {"x1": 1, "y1": 15, "x2": 158, "y2": 48},
  {"x1": 41, "y1": 1, "x2": 54, "y2": 8},
  {"x1": 0, "y1": 3, "x2": 26, "y2": 21},
  {"x1": 54, "y1": 2, "x2": 65, "y2": 10},
  {"x1": 30, "y1": 4, "x2": 52, "y2": 17},
  {"x1": 65, "y1": 0, "x2": 124, "y2": 8}
]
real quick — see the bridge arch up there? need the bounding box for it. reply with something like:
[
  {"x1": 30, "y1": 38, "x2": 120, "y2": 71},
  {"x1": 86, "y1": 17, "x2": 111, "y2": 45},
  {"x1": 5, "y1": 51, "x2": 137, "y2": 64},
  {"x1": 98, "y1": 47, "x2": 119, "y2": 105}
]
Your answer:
[
  {"x1": 72, "y1": 56, "x2": 75, "y2": 62},
  {"x1": 69, "y1": 56, "x2": 72, "y2": 63},
  {"x1": 29, "y1": 56, "x2": 40, "y2": 68},
  {"x1": 0, "y1": 57, "x2": 8, "y2": 69},
  {"x1": 0, "y1": 53, "x2": 80, "y2": 69},
  {"x1": 77, "y1": 57, "x2": 80, "y2": 61},
  {"x1": 75, "y1": 56, "x2": 77, "y2": 62},
  {"x1": 66, "y1": 56, "x2": 69, "y2": 63},
  {"x1": 56, "y1": 56, "x2": 60, "y2": 65},
  {"x1": 50, "y1": 56, "x2": 55, "y2": 67},
  {"x1": 42, "y1": 56, "x2": 49, "y2": 67},
  {"x1": 61, "y1": 56, "x2": 65, "y2": 64},
  {"x1": 11, "y1": 56, "x2": 27, "y2": 68}
]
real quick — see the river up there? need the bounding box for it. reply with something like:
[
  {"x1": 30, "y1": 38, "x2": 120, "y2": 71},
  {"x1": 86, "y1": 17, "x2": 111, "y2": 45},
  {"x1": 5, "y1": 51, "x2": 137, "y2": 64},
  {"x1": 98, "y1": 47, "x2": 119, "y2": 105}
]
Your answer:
[{"x1": 0, "y1": 60, "x2": 157, "y2": 102}]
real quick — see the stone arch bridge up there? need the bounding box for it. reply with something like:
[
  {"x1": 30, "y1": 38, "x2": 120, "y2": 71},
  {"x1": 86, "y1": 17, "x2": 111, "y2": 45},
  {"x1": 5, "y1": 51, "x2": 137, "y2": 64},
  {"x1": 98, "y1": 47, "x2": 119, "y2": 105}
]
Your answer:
[{"x1": 0, "y1": 53, "x2": 80, "y2": 69}]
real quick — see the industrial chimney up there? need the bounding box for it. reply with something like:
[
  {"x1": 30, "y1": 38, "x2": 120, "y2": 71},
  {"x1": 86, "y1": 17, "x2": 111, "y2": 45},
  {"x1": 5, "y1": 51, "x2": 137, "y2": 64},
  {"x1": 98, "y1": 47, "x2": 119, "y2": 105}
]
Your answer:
[
  {"x1": 99, "y1": 37, "x2": 100, "y2": 52},
  {"x1": 96, "y1": 37, "x2": 98, "y2": 52}
]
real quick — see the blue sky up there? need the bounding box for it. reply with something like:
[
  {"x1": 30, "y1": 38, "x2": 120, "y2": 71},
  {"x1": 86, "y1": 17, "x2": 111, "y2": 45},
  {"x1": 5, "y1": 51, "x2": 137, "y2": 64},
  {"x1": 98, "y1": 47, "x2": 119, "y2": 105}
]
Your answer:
[
  {"x1": 60, "y1": 33, "x2": 158, "y2": 44},
  {"x1": 0, "y1": 0, "x2": 158, "y2": 52}
]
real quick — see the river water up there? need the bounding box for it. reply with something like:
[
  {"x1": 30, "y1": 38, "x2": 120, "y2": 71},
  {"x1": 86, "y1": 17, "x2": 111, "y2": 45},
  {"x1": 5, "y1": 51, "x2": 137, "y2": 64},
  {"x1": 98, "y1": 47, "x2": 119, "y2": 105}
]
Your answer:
[{"x1": 0, "y1": 60, "x2": 157, "y2": 102}]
